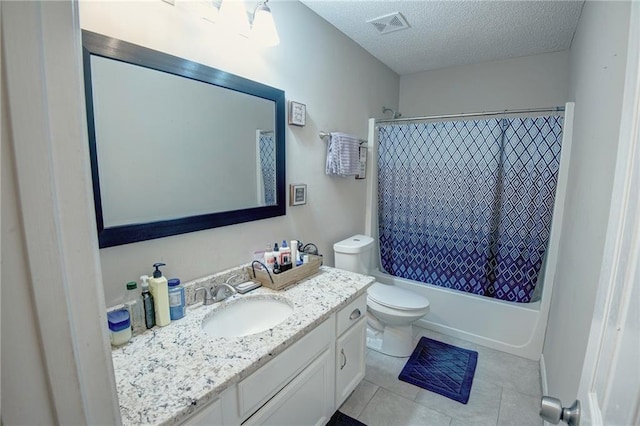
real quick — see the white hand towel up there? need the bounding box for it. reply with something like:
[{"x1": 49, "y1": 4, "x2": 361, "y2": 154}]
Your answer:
[{"x1": 325, "y1": 132, "x2": 361, "y2": 176}]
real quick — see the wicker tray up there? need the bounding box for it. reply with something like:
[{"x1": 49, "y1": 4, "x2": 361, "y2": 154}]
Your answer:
[{"x1": 247, "y1": 255, "x2": 323, "y2": 290}]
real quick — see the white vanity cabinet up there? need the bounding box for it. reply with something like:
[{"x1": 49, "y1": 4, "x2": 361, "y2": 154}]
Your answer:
[
  {"x1": 182, "y1": 396, "x2": 223, "y2": 425},
  {"x1": 179, "y1": 293, "x2": 368, "y2": 426},
  {"x1": 239, "y1": 319, "x2": 335, "y2": 425},
  {"x1": 244, "y1": 348, "x2": 334, "y2": 425},
  {"x1": 335, "y1": 294, "x2": 367, "y2": 408}
]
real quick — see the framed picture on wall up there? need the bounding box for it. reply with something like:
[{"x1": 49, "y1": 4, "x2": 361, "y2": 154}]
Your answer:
[
  {"x1": 288, "y1": 101, "x2": 306, "y2": 126},
  {"x1": 356, "y1": 145, "x2": 367, "y2": 179},
  {"x1": 290, "y1": 184, "x2": 307, "y2": 206}
]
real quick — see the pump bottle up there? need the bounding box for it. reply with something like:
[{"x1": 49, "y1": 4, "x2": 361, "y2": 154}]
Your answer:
[{"x1": 148, "y1": 262, "x2": 171, "y2": 326}]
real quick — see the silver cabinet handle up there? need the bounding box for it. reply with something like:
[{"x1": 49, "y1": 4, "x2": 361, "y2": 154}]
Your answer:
[
  {"x1": 349, "y1": 308, "x2": 361, "y2": 320},
  {"x1": 340, "y1": 348, "x2": 347, "y2": 370}
]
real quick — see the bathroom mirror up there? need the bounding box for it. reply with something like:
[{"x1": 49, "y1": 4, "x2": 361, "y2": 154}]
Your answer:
[{"x1": 82, "y1": 31, "x2": 286, "y2": 248}]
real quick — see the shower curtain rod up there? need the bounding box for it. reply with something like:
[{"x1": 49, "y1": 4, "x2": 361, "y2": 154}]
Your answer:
[{"x1": 375, "y1": 106, "x2": 565, "y2": 125}]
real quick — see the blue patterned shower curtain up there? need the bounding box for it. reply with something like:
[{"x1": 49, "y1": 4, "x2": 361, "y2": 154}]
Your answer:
[
  {"x1": 259, "y1": 131, "x2": 276, "y2": 206},
  {"x1": 378, "y1": 116, "x2": 563, "y2": 303}
]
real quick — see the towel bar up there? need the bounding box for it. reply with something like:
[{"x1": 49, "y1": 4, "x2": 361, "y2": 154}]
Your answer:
[{"x1": 319, "y1": 131, "x2": 367, "y2": 145}]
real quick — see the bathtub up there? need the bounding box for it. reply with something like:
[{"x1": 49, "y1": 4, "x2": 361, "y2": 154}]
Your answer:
[
  {"x1": 363, "y1": 106, "x2": 574, "y2": 362},
  {"x1": 370, "y1": 268, "x2": 547, "y2": 360}
]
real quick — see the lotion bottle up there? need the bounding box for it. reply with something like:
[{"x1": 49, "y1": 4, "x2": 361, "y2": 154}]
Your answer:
[
  {"x1": 149, "y1": 262, "x2": 171, "y2": 327},
  {"x1": 280, "y1": 240, "x2": 291, "y2": 265},
  {"x1": 290, "y1": 240, "x2": 299, "y2": 267},
  {"x1": 264, "y1": 243, "x2": 275, "y2": 270}
]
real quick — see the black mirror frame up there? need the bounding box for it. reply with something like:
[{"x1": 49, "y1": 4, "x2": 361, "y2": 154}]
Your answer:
[{"x1": 82, "y1": 30, "x2": 286, "y2": 248}]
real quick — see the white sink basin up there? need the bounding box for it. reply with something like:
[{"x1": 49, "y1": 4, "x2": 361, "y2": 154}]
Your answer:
[{"x1": 202, "y1": 297, "x2": 294, "y2": 338}]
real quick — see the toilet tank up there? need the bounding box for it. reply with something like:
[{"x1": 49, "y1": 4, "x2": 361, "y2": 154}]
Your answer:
[{"x1": 333, "y1": 235, "x2": 374, "y2": 274}]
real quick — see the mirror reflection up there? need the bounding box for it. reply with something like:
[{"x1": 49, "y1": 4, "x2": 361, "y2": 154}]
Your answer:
[{"x1": 83, "y1": 31, "x2": 285, "y2": 247}]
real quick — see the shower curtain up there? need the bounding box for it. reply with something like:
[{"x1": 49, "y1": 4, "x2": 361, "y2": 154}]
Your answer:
[
  {"x1": 259, "y1": 131, "x2": 276, "y2": 206},
  {"x1": 377, "y1": 115, "x2": 563, "y2": 303}
]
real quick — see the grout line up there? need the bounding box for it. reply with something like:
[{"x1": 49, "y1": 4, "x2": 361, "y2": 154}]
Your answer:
[
  {"x1": 354, "y1": 380, "x2": 379, "y2": 419},
  {"x1": 496, "y1": 386, "x2": 504, "y2": 425},
  {"x1": 357, "y1": 385, "x2": 381, "y2": 421}
]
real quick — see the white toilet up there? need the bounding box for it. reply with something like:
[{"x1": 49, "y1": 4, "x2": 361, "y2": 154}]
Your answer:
[{"x1": 333, "y1": 235, "x2": 430, "y2": 357}]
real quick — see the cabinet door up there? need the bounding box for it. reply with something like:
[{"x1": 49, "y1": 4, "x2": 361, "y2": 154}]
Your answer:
[
  {"x1": 335, "y1": 317, "x2": 366, "y2": 408},
  {"x1": 244, "y1": 348, "x2": 334, "y2": 426},
  {"x1": 181, "y1": 398, "x2": 222, "y2": 425}
]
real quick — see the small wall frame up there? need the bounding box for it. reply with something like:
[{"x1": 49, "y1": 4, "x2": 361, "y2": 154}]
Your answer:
[
  {"x1": 288, "y1": 101, "x2": 306, "y2": 126},
  {"x1": 290, "y1": 184, "x2": 307, "y2": 206}
]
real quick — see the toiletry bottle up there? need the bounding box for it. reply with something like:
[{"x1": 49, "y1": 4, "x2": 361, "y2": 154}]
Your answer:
[
  {"x1": 273, "y1": 242, "x2": 280, "y2": 266},
  {"x1": 264, "y1": 243, "x2": 275, "y2": 270},
  {"x1": 107, "y1": 309, "x2": 131, "y2": 346},
  {"x1": 148, "y1": 263, "x2": 171, "y2": 327},
  {"x1": 124, "y1": 281, "x2": 145, "y2": 335},
  {"x1": 140, "y1": 275, "x2": 155, "y2": 329},
  {"x1": 280, "y1": 240, "x2": 291, "y2": 266},
  {"x1": 168, "y1": 278, "x2": 185, "y2": 320},
  {"x1": 290, "y1": 240, "x2": 299, "y2": 267}
]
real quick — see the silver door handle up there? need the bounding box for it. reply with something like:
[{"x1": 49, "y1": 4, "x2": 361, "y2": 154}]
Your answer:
[
  {"x1": 540, "y1": 396, "x2": 580, "y2": 426},
  {"x1": 340, "y1": 349, "x2": 347, "y2": 370},
  {"x1": 349, "y1": 308, "x2": 361, "y2": 320}
]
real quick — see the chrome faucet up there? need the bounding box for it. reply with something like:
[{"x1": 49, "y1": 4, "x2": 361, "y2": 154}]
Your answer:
[
  {"x1": 196, "y1": 275, "x2": 240, "y2": 306},
  {"x1": 195, "y1": 286, "x2": 215, "y2": 306},
  {"x1": 212, "y1": 274, "x2": 239, "y2": 302},
  {"x1": 213, "y1": 283, "x2": 237, "y2": 302},
  {"x1": 196, "y1": 283, "x2": 237, "y2": 304}
]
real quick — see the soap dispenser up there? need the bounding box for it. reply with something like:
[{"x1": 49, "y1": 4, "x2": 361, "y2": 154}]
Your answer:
[{"x1": 148, "y1": 262, "x2": 171, "y2": 327}]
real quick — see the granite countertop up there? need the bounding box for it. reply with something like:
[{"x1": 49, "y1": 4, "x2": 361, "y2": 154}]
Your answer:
[{"x1": 111, "y1": 266, "x2": 374, "y2": 425}]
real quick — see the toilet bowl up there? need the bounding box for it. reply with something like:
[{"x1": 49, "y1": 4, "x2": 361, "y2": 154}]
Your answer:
[
  {"x1": 366, "y1": 282, "x2": 430, "y2": 357},
  {"x1": 333, "y1": 235, "x2": 431, "y2": 357}
]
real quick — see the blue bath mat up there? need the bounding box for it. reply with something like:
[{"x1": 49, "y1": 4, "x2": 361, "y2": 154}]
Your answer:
[
  {"x1": 399, "y1": 337, "x2": 478, "y2": 404},
  {"x1": 327, "y1": 411, "x2": 367, "y2": 426}
]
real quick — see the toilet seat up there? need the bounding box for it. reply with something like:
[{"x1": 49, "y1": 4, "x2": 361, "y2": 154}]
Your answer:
[{"x1": 367, "y1": 282, "x2": 430, "y2": 311}]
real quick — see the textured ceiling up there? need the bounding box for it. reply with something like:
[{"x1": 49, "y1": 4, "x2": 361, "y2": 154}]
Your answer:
[{"x1": 299, "y1": 0, "x2": 584, "y2": 75}]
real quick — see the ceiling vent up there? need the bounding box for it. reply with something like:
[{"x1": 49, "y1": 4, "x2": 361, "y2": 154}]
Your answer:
[{"x1": 366, "y1": 12, "x2": 410, "y2": 35}]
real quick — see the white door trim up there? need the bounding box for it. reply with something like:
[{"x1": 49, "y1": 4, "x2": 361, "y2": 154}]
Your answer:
[
  {"x1": 577, "y1": 3, "x2": 640, "y2": 425},
  {"x1": 3, "y1": 1, "x2": 120, "y2": 423}
]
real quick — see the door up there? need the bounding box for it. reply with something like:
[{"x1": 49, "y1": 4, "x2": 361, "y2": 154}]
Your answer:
[{"x1": 543, "y1": 5, "x2": 640, "y2": 425}]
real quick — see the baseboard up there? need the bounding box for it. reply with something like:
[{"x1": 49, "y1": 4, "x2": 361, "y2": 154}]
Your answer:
[
  {"x1": 540, "y1": 353, "x2": 548, "y2": 395},
  {"x1": 539, "y1": 353, "x2": 551, "y2": 426}
]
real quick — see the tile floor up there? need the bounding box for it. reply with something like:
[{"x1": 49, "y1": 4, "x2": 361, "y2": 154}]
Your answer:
[{"x1": 340, "y1": 326, "x2": 543, "y2": 426}]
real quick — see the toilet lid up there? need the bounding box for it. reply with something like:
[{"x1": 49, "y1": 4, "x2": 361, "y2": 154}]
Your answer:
[{"x1": 367, "y1": 282, "x2": 430, "y2": 311}]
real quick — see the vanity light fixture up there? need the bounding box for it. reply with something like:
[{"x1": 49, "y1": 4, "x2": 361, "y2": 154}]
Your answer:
[
  {"x1": 250, "y1": 0, "x2": 280, "y2": 47},
  {"x1": 218, "y1": 0, "x2": 250, "y2": 36},
  {"x1": 202, "y1": 0, "x2": 220, "y2": 23}
]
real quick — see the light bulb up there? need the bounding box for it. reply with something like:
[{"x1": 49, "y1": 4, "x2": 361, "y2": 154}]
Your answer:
[{"x1": 251, "y1": 3, "x2": 279, "y2": 47}]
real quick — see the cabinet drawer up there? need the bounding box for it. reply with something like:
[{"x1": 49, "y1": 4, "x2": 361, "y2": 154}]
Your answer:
[
  {"x1": 336, "y1": 294, "x2": 367, "y2": 337},
  {"x1": 237, "y1": 317, "x2": 334, "y2": 419}
]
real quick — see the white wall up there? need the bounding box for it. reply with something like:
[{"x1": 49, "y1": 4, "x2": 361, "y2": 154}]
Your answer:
[
  {"x1": 3, "y1": 2, "x2": 122, "y2": 423},
  {"x1": 543, "y1": 1, "x2": 631, "y2": 403},
  {"x1": 399, "y1": 50, "x2": 569, "y2": 116},
  {"x1": 1, "y1": 52, "x2": 57, "y2": 425},
  {"x1": 79, "y1": 1, "x2": 399, "y2": 306}
]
